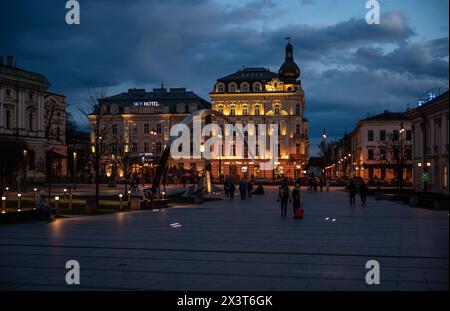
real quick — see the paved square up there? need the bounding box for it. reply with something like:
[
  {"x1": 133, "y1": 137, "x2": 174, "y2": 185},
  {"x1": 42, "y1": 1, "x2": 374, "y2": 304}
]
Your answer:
[{"x1": 0, "y1": 187, "x2": 448, "y2": 290}]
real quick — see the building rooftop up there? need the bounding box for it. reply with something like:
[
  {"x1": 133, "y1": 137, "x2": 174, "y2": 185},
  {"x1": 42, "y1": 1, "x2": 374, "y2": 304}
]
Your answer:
[
  {"x1": 217, "y1": 67, "x2": 279, "y2": 82},
  {"x1": 361, "y1": 111, "x2": 407, "y2": 122},
  {"x1": 0, "y1": 59, "x2": 50, "y2": 88}
]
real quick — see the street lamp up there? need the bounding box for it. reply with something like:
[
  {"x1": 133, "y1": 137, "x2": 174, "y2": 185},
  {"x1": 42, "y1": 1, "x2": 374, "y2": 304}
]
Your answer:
[
  {"x1": 17, "y1": 193, "x2": 22, "y2": 212},
  {"x1": 118, "y1": 193, "x2": 123, "y2": 210},
  {"x1": 33, "y1": 188, "x2": 38, "y2": 201},
  {"x1": 55, "y1": 196, "x2": 60, "y2": 215},
  {"x1": 73, "y1": 151, "x2": 77, "y2": 190},
  {"x1": 1, "y1": 196, "x2": 6, "y2": 213},
  {"x1": 218, "y1": 134, "x2": 223, "y2": 181}
]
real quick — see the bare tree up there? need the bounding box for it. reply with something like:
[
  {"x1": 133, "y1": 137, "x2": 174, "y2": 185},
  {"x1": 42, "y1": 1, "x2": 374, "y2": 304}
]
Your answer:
[
  {"x1": 0, "y1": 137, "x2": 27, "y2": 208},
  {"x1": 75, "y1": 89, "x2": 113, "y2": 212},
  {"x1": 112, "y1": 125, "x2": 137, "y2": 194},
  {"x1": 377, "y1": 126, "x2": 412, "y2": 189}
]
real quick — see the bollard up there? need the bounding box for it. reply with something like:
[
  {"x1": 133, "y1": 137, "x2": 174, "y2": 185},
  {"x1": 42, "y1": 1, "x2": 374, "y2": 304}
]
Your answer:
[
  {"x1": 119, "y1": 194, "x2": 123, "y2": 210},
  {"x1": 127, "y1": 190, "x2": 131, "y2": 209},
  {"x1": 17, "y1": 193, "x2": 22, "y2": 212},
  {"x1": 1, "y1": 196, "x2": 6, "y2": 214},
  {"x1": 55, "y1": 196, "x2": 60, "y2": 216}
]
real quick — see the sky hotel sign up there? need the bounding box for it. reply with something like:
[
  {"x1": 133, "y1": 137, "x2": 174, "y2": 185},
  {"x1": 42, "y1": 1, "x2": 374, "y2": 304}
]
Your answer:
[{"x1": 133, "y1": 101, "x2": 160, "y2": 107}]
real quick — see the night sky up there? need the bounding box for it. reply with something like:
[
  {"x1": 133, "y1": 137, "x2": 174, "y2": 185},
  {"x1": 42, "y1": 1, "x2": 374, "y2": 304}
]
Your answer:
[{"x1": 1, "y1": 0, "x2": 448, "y2": 155}]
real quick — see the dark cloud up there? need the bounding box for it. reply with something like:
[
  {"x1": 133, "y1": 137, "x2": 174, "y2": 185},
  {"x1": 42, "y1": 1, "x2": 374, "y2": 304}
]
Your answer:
[{"x1": 0, "y1": 1, "x2": 448, "y2": 156}]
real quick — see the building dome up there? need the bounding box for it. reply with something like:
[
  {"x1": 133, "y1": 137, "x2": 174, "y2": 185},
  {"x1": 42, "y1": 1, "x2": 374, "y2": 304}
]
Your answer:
[{"x1": 278, "y1": 41, "x2": 300, "y2": 80}]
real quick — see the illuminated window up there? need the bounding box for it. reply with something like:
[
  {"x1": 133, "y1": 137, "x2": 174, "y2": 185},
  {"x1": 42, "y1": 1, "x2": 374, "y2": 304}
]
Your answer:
[
  {"x1": 228, "y1": 83, "x2": 237, "y2": 93},
  {"x1": 218, "y1": 105, "x2": 224, "y2": 114},
  {"x1": 216, "y1": 83, "x2": 225, "y2": 93},
  {"x1": 254, "y1": 105, "x2": 260, "y2": 115},
  {"x1": 230, "y1": 106, "x2": 236, "y2": 116},
  {"x1": 253, "y1": 82, "x2": 262, "y2": 92},
  {"x1": 242, "y1": 105, "x2": 248, "y2": 115},
  {"x1": 241, "y1": 82, "x2": 250, "y2": 92}
]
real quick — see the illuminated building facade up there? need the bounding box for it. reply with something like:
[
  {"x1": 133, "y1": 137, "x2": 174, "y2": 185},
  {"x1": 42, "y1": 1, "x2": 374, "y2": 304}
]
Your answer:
[
  {"x1": 0, "y1": 56, "x2": 67, "y2": 183},
  {"x1": 209, "y1": 41, "x2": 309, "y2": 180},
  {"x1": 95, "y1": 86, "x2": 210, "y2": 181}
]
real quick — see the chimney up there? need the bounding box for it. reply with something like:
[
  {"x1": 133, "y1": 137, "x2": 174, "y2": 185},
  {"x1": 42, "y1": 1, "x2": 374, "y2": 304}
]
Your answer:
[
  {"x1": 6, "y1": 56, "x2": 14, "y2": 67},
  {"x1": 0, "y1": 56, "x2": 3, "y2": 66}
]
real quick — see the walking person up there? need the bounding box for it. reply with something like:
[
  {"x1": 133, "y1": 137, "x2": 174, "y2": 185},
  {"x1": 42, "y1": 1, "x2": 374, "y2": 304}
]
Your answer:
[
  {"x1": 229, "y1": 181, "x2": 235, "y2": 199},
  {"x1": 291, "y1": 182, "x2": 302, "y2": 218},
  {"x1": 224, "y1": 180, "x2": 230, "y2": 198},
  {"x1": 277, "y1": 182, "x2": 290, "y2": 218},
  {"x1": 346, "y1": 180, "x2": 357, "y2": 206},
  {"x1": 319, "y1": 178, "x2": 324, "y2": 192},
  {"x1": 239, "y1": 179, "x2": 247, "y2": 200},
  {"x1": 247, "y1": 180, "x2": 253, "y2": 198},
  {"x1": 359, "y1": 181, "x2": 368, "y2": 207},
  {"x1": 313, "y1": 178, "x2": 318, "y2": 192}
]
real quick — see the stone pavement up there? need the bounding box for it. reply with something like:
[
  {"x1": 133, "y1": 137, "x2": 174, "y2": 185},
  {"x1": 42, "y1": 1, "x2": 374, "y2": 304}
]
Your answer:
[{"x1": 0, "y1": 187, "x2": 448, "y2": 290}]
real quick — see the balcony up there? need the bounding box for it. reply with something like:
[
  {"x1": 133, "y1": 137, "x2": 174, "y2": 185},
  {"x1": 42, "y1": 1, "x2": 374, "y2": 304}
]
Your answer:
[{"x1": 289, "y1": 154, "x2": 307, "y2": 161}]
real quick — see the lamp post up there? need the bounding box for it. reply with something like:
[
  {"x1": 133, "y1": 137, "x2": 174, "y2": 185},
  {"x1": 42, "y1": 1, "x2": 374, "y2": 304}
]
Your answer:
[
  {"x1": 127, "y1": 190, "x2": 131, "y2": 209},
  {"x1": 33, "y1": 188, "x2": 38, "y2": 201},
  {"x1": 63, "y1": 188, "x2": 67, "y2": 201},
  {"x1": 217, "y1": 134, "x2": 222, "y2": 182},
  {"x1": 22, "y1": 149, "x2": 28, "y2": 192},
  {"x1": 55, "y1": 196, "x2": 60, "y2": 215},
  {"x1": 119, "y1": 194, "x2": 123, "y2": 210},
  {"x1": 17, "y1": 193, "x2": 22, "y2": 212},
  {"x1": 1, "y1": 196, "x2": 6, "y2": 213},
  {"x1": 150, "y1": 129, "x2": 157, "y2": 181},
  {"x1": 73, "y1": 151, "x2": 77, "y2": 190}
]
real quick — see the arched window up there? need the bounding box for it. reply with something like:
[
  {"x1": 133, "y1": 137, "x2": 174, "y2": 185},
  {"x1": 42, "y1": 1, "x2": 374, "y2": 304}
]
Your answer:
[
  {"x1": 242, "y1": 105, "x2": 248, "y2": 116},
  {"x1": 296, "y1": 144, "x2": 301, "y2": 155},
  {"x1": 240, "y1": 82, "x2": 250, "y2": 92},
  {"x1": 228, "y1": 83, "x2": 237, "y2": 93},
  {"x1": 295, "y1": 104, "x2": 301, "y2": 115},
  {"x1": 230, "y1": 105, "x2": 236, "y2": 116},
  {"x1": 274, "y1": 105, "x2": 280, "y2": 115},
  {"x1": 218, "y1": 105, "x2": 224, "y2": 114},
  {"x1": 253, "y1": 82, "x2": 262, "y2": 92},
  {"x1": 254, "y1": 105, "x2": 260, "y2": 116},
  {"x1": 216, "y1": 83, "x2": 225, "y2": 93},
  {"x1": 295, "y1": 124, "x2": 301, "y2": 135}
]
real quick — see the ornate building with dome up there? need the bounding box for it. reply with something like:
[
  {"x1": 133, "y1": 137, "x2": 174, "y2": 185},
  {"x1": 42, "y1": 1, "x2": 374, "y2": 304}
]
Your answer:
[{"x1": 210, "y1": 41, "x2": 309, "y2": 180}]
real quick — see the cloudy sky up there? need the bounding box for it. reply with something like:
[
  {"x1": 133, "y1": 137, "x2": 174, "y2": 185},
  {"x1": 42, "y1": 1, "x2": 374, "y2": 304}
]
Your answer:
[{"x1": 1, "y1": 0, "x2": 448, "y2": 155}]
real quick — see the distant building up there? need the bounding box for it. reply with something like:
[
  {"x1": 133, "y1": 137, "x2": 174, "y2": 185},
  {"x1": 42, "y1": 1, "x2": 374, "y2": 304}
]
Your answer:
[
  {"x1": 0, "y1": 56, "x2": 67, "y2": 184},
  {"x1": 95, "y1": 86, "x2": 210, "y2": 181},
  {"x1": 406, "y1": 91, "x2": 449, "y2": 194},
  {"x1": 352, "y1": 111, "x2": 413, "y2": 182},
  {"x1": 324, "y1": 111, "x2": 413, "y2": 183},
  {"x1": 209, "y1": 41, "x2": 309, "y2": 180},
  {"x1": 305, "y1": 157, "x2": 324, "y2": 177}
]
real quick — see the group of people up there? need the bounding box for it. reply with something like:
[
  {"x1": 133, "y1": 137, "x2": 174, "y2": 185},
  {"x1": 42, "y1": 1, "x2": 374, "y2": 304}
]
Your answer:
[
  {"x1": 278, "y1": 180, "x2": 303, "y2": 218},
  {"x1": 224, "y1": 178, "x2": 254, "y2": 200},
  {"x1": 346, "y1": 180, "x2": 368, "y2": 207},
  {"x1": 307, "y1": 177, "x2": 329, "y2": 192}
]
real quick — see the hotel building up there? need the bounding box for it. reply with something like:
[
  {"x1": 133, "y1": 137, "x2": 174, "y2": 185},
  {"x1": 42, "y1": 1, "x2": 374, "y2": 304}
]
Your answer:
[{"x1": 209, "y1": 42, "x2": 309, "y2": 180}]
